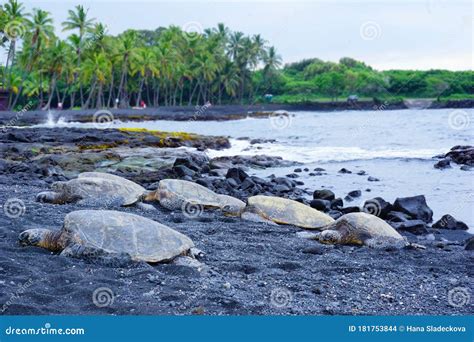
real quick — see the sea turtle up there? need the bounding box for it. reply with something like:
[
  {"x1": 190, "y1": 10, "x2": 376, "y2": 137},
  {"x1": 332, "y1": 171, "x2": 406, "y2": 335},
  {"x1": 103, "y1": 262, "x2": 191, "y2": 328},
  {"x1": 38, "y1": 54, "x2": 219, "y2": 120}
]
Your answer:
[
  {"x1": 236, "y1": 195, "x2": 335, "y2": 229},
  {"x1": 18, "y1": 210, "x2": 194, "y2": 263},
  {"x1": 146, "y1": 179, "x2": 245, "y2": 213},
  {"x1": 316, "y1": 212, "x2": 408, "y2": 249},
  {"x1": 36, "y1": 172, "x2": 146, "y2": 206}
]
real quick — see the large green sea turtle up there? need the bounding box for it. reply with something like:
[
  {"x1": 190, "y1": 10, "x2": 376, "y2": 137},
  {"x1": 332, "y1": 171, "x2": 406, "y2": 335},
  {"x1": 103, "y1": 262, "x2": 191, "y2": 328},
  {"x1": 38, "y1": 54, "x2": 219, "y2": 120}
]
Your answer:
[
  {"x1": 147, "y1": 179, "x2": 245, "y2": 214},
  {"x1": 316, "y1": 212, "x2": 408, "y2": 249},
  {"x1": 36, "y1": 172, "x2": 146, "y2": 206},
  {"x1": 235, "y1": 195, "x2": 335, "y2": 229},
  {"x1": 19, "y1": 210, "x2": 194, "y2": 263}
]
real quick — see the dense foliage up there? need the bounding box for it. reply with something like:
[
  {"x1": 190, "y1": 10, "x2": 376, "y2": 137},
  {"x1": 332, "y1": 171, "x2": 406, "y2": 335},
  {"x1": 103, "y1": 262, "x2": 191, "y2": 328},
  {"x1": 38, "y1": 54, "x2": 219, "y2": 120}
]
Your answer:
[
  {"x1": 0, "y1": 0, "x2": 472, "y2": 110},
  {"x1": 269, "y1": 58, "x2": 473, "y2": 103}
]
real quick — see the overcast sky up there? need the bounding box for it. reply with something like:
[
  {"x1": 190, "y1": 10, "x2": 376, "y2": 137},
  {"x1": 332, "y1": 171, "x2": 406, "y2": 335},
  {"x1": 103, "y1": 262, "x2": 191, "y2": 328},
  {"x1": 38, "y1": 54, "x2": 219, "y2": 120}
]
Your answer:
[{"x1": 10, "y1": 0, "x2": 474, "y2": 70}]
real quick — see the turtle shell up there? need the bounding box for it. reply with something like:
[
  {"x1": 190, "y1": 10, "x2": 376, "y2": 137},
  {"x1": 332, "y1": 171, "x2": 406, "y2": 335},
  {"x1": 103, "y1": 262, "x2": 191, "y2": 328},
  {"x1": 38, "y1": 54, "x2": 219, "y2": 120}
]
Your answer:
[
  {"x1": 63, "y1": 210, "x2": 194, "y2": 262},
  {"x1": 332, "y1": 212, "x2": 403, "y2": 241},
  {"x1": 54, "y1": 174, "x2": 145, "y2": 206},
  {"x1": 247, "y1": 195, "x2": 334, "y2": 229},
  {"x1": 158, "y1": 179, "x2": 222, "y2": 210}
]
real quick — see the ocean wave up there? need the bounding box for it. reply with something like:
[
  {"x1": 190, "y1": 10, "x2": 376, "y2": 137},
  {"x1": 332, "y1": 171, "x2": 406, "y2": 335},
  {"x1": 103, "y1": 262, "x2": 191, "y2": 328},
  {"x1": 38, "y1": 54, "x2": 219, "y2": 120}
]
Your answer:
[{"x1": 207, "y1": 139, "x2": 446, "y2": 163}]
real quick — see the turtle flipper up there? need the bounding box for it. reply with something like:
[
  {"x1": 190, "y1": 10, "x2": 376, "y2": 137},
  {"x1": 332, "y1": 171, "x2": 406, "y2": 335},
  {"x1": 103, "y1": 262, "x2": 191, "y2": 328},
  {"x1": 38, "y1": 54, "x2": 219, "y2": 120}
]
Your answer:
[
  {"x1": 241, "y1": 211, "x2": 278, "y2": 226},
  {"x1": 364, "y1": 236, "x2": 408, "y2": 250},
  {"x1": 60, "y1": 243, "x2": 133, "y2": 267}
]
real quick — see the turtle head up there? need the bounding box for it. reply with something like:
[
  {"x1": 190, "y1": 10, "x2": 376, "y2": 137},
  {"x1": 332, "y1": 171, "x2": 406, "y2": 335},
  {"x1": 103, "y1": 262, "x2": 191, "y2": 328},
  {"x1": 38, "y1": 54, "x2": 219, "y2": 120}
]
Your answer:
[
  {"x1": 318, "y1": 230, "x2": 342, "y2": 245},
  {"x1": 221, "y1": 204, "x2": 244, "y2": 217},
  {"x1": 19, "y1": 228, "x2": 64, "y2": 252},
  {"x1": 143, "y1": 190, "x2": 160, "y2": 202},
  {"x1": 19, "y1": 229, "x2": 53, "y2": 248}
]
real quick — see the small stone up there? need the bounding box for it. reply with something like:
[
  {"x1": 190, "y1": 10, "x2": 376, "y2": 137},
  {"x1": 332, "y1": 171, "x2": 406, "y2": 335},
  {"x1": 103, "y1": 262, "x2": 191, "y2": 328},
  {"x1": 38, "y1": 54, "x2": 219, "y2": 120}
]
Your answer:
[
  {"x1": 338, "y1": 168, "x2": 352, "y2": 174},
  {"x1": 310, "y1": 199, "x2": 330, "y2": 211},
  {"x1": 347, "y1": 190, "x2": 362, "y2": 198},
  {"x1": 434, "y1": 159, "x2": 451, "y2": 169},
  {"x1": 313, "y1": 189, "x2": 335, "y2": 201}
]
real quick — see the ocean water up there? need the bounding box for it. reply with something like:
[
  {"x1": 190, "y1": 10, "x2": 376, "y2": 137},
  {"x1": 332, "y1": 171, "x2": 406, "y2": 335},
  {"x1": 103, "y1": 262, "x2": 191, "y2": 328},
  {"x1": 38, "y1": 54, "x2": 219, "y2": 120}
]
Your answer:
[{"x1": 40, "y1": 108, "x2": 474, "y2": 228}]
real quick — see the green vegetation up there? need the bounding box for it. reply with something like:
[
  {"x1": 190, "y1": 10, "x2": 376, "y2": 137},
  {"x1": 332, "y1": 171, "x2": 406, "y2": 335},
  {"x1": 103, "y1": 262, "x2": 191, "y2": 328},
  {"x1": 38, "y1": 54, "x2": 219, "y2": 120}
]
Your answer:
[
  {"x1": 266, "y1": 58, "x2": 473, "y2": 104},
  {"x1": 0, "y1": 0, "x2": 472, "y2": 111}
]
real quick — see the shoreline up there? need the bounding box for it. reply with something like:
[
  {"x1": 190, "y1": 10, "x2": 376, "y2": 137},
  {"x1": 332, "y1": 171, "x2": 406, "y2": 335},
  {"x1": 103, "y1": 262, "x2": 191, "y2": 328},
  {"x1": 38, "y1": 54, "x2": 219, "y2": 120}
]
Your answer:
[{"x1": 0, "y1": 100, "x2": 472, "y2": 126}]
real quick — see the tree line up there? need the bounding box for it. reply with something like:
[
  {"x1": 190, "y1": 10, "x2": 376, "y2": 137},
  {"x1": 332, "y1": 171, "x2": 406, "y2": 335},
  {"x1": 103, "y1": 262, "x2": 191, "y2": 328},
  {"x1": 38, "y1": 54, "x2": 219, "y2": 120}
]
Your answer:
[
  {"x1": 0, "y1": 0, "x2": 472, "y2": 111},
  {"x1": 0, "y1": 0, "x2": 282, "y2": 110}
]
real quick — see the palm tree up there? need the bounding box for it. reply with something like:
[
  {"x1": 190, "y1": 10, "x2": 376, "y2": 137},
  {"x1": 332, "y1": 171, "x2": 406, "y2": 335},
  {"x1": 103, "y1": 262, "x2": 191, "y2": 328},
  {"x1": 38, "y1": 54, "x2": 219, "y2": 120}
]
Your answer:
[
  {"x1": 262, "y1": 46, "x2": 282, "y2": 91},
  {"x1": 81, "y1": 52, "x2": 111, "y2": 108},
  {"x1": 25, "y1": 8, "x2": 54, "y2": 66},
  {"x1": 43, "y1": 40, "x2": 69, "y2": 109},
  {"x1": 62, "y1": 5, "x2": 95, "y2": 105},
  {"x1": 130, "y1": 47, "x2": 159, "y2": 106},
  {"x1": 116, "y1": 30, "x2": 138, "y2": 107},
  {"x1": 10, "y1": 8, "x2": 54, "y2": 108},
  {"x1": 227, "y1": 31, "x2": 244, "y2": 62},
  {"x1": 3, "y1": 0, "x2": 25, "y2": 90},
  {"x1": 219, "y1": 61, "x2": 239, "y2": 103},
  {"x1": 23, "y1": 72, "x2": 48, "y2": 108}
]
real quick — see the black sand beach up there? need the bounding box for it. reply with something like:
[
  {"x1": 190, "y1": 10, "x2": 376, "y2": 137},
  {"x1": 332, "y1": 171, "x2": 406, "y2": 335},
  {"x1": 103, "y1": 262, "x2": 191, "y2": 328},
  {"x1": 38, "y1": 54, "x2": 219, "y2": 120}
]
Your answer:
[{"x1": 0, "y1": 126, "x2": 472, "y2": 315}]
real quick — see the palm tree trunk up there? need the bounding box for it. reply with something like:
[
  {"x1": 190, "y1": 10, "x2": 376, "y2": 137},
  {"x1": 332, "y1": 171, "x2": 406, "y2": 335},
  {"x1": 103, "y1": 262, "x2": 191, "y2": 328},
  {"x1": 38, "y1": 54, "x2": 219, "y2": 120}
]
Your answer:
[
  {"x1": 4, "y1": 41, "x2": 16, "y2": 90},
  {"x1": 136, "y1": 77, "x2": 145, "y2": 106},
  {"x1": 44, "y1": 74, "x2": 58, "y2": 110},
  {"x1": 146, "y1": 82, "x2": 152, "y2": 107},
  {"x1": 188, "y1": 81, "x2": 199, "y2": 106},
  {"x1": 173, "y1": 84, "x2": 179, "y2": 106},
  {"x1": 83, "y1": 78, "x2": 97, "y2": 109},
  {"x1": 107, "y1": 73, "x2": 115, "y2": 108},
  {"x1": 117, "y1": 59, "x2": 128, "y2": 105},
  {"x1": 96, "y1": 83, "x2": 103, "y2": 108},
  {"x1": 179, "y1": 84, "x2": 184, "y2": 106},
  {"x1": 70, "y1": 91, "x2": 76, "y2": 109}
]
